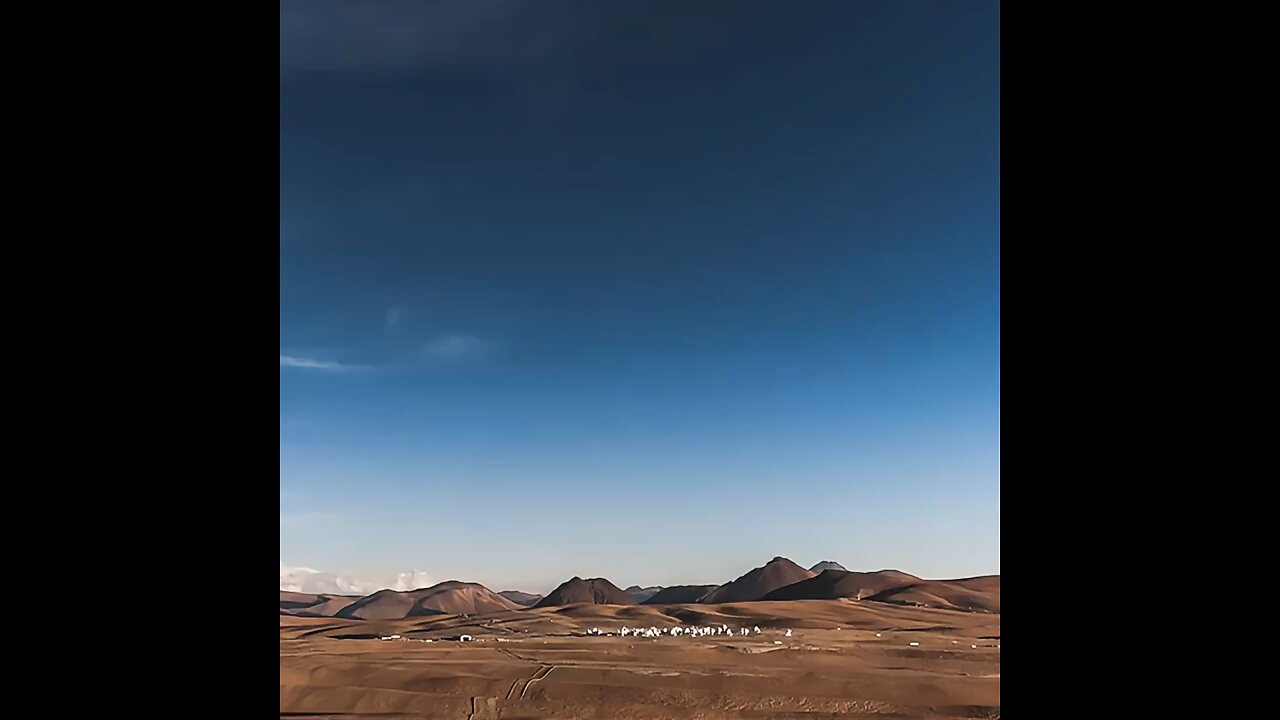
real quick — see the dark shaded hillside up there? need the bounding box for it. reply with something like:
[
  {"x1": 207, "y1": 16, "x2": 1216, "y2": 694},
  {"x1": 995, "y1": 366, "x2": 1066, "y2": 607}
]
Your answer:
[
  {"x1": 762, "y1": 569, "x2": 921, "y2": 601},
  {"x1": 699, "y1": 557, "x2": 816, "y2": 603},
  {"x1": 534, "y1": 577, "x2": 636, "y2": 607},
  {"x1": 642, "y1": 585, "x2": 719, "y2": 604}
]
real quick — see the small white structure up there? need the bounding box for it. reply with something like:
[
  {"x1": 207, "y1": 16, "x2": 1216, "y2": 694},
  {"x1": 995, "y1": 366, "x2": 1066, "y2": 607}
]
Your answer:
[
  {"x1": 785, "y1": 629, "x2": 792, "y2": 637},
  {"x1": 875, "y1": 633, "x2": 882, "y2": 637},
  {"x1": 459, "y1": 635, "x2": 473, "y2": 642},
  {"x1": 753, "y1": 626, "x2": 761, "y2": 634},
  {"x1": 908, "y1": 641, "x2": 919, "y2": 647},
  {"x1": 971, "y1": 644, "x2": 977, "y2": 649}
]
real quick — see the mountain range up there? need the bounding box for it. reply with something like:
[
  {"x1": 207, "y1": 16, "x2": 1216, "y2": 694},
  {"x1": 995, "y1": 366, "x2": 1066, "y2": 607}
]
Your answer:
[{"x1": 280, "y1": 557, "x2": 1000, "y2": 621}]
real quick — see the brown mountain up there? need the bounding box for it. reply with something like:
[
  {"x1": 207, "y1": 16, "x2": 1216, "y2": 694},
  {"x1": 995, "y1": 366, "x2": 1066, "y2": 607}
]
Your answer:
[
  {"x1": 761, "y1": 569, "x2": 922, "y2": 601},
  {"x1": 642, "y1": 584, "x2": 719, "y2": 604},
  {"x1": 336, "y1": 581, "x2": 521, "y2": 620},
  {"x1": 864, "y1": 575, "x2": 1000, "y2": 613},
  {"x1": 533, "y1": 577, "x2": 636, "y2": 607},
  {"x1": 699, "y1": 557, "x2": 817, "y2": 604},
  {"x1": 498, "y1": 590, "x2": 543, "y2": 607},
  {"x1": 279, "y1": 590, "x2": 361, "y2": 617}
]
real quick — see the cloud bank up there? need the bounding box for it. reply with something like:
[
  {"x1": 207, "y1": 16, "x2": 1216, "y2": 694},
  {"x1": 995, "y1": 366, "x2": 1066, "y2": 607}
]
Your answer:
[{"x1": 280, "y1": 562, "x2": 434, "y2": 595}]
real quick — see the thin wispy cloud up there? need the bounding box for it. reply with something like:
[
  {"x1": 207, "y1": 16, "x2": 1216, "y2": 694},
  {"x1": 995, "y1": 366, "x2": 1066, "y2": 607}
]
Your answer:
[
  {"x1": 280, "y1": 335, "x2": 496, "y2": 375},
  {"x1": 280, "y1": 511, "x2": 339, "y2": 529},
  {"x1": 423, "y1": 333, "x2": 495, "y2": 364},
  {"x1": 280, "y1": 0, "x2": 546, "y2": 75},
  {"x1": 280, "y1": 355, "x2": 354, "y2": 372}
]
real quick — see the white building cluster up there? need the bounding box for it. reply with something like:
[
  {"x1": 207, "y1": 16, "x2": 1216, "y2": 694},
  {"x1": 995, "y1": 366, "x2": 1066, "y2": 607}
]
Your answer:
[{"x1": 584, "y1": 624, "x2": 781, "y2": 639}]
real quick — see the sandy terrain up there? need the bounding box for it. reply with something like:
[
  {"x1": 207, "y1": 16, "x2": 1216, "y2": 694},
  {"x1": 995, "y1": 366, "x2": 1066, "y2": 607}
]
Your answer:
[{"x1": 281, "y1": 599, "x2": 1000, "y2": 719}]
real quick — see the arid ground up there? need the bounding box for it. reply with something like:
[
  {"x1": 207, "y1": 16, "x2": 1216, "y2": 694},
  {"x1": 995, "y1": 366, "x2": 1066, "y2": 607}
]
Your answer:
[{"x1": 281, "y1": 599, "x2": 1000, "y2": 719}]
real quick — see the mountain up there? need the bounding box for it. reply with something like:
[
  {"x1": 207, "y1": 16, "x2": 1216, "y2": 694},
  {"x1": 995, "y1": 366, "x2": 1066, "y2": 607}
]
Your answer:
[
  {"x1": 336, "y1": 581, "x2": 521, "y2": 620},
  {"x1": 761, "y1": 569, "x2": 922, "y2": 601},
  {"x1": 533, "y1": 577, "x2": 636, "y2": 607},
  {"x1": 699, "y1": 557, "x2": 816, "y2": 604},
  {"x1": 642, "y1": 584, "x2": 719, "y2": 604},
  {"x1": 864, "y1": 575, "x2": 1000, "y2": 613},
  {"x1": 809, "y1": 561, "x2": 848, "y2": 573},
  {"x1": 624, "y1": 585, "x2": 663, "y2": 602},
  {"x1": 498, "y1": 590, "x2": 543, "y2": 607}
]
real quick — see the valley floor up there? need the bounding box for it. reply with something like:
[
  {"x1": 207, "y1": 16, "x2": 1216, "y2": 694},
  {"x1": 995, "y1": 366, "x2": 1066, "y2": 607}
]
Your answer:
[{"x1": 281, "y1": 600, "x2": 999, "y2": 719}]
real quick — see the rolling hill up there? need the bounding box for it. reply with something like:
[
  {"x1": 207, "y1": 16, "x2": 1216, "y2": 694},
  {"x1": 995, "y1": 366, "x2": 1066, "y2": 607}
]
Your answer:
[
  {"x1": 864, "y1": 576, "x2": 1000, "y2": 613},
  {"x1": 336, "y1": 581, "x2": 521, "y2": 620}
]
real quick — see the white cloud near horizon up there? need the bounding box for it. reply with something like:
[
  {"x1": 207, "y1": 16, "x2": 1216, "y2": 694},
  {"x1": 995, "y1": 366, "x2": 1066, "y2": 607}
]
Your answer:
[{"x1": 279, "y1": 562, "x2": 435, "y2": 594}]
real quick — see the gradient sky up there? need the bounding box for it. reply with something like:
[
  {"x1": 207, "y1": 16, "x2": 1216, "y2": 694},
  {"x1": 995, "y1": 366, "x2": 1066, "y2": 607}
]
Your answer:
[{"x1": 280, "y1": 0, "x2": 999, "y2": 594}]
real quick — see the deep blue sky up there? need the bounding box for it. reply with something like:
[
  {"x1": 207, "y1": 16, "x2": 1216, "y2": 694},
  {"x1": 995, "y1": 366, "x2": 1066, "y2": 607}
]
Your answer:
[{"x1": 280, "y1": 0, "x2": 999, "y2": 593}]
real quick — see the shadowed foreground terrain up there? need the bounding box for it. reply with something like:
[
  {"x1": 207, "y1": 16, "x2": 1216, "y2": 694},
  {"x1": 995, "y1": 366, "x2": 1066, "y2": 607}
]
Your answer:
[{"x1": 281, "y1": 599, "x2": 999, "y2": 719}]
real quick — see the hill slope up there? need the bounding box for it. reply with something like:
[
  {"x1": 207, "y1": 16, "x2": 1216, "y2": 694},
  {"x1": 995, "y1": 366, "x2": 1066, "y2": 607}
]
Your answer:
[
  {"x1": 699, "y1": 557, "x2": 816, "y2": 603},
  {"x1": 761, "y1": 569, "x2": 921, "y2": 601},
  {"x1": 809, "y1": 561, "x2": 849, "y2": 573},
  {"x1": 534, "y1": 577, "x2": 636, "y2": 607}
]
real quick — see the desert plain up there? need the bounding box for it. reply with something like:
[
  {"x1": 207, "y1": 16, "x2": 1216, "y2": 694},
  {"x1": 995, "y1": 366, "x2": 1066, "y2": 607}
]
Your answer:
[{"x1": 281, "y1": 559, "x2": 999, "y2": 719}]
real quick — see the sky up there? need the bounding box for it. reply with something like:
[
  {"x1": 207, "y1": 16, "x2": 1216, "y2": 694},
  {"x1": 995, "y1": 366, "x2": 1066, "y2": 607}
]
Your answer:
[{"x1": 280, "y1": 0, "x2": 999, "y2": 594}]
